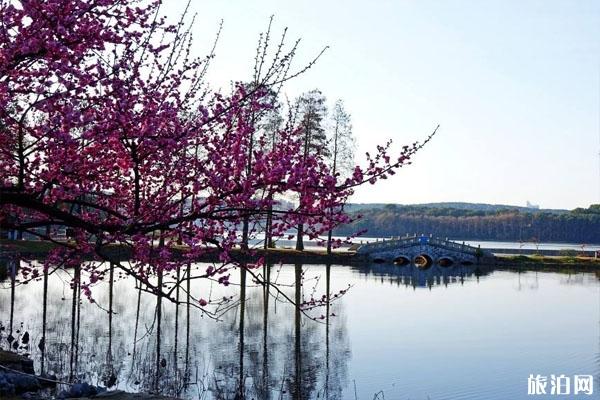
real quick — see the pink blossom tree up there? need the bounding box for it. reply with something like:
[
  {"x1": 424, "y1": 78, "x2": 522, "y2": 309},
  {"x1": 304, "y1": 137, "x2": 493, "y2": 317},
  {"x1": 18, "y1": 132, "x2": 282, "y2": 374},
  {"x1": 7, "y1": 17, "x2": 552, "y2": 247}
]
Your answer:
[{"x1": 0, "y1": 0, "x2": 436, "y2": 316}]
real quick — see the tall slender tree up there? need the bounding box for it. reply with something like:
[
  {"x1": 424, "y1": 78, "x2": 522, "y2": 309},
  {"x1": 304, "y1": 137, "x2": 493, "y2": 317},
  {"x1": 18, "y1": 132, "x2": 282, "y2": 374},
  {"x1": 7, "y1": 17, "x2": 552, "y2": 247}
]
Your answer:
[
  {"x1": 326, "y1": 100, "x2": 355, "y2": 254},
  {"x1": 295, "y1": 89, "x2": 329, "y2": 250},
  {"x1": 260, "y1": 106, "x2": 284, "y2": 249}
]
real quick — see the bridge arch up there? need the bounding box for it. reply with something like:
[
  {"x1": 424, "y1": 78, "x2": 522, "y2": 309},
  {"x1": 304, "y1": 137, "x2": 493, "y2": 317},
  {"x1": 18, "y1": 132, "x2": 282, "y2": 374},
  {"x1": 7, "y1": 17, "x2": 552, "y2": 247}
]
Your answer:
[
  {"x1": 393, "y1": 255, "x2": 411, "y2": 266},
  {"x1": 437, "y1": 256, "x2": 454, "y2": 267},
  {"x1": 413, "y1": 253, "x2": 433, "y2": 269}
]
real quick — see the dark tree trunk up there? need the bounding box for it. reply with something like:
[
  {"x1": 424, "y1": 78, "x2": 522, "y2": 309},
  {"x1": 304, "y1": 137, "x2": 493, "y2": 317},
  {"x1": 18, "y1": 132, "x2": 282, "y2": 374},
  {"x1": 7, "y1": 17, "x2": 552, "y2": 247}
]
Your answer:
[
  {"x1": 69, "y1": 263, "x2": 80, "y2": 381},
  {"x1": 293, "y1": 263, "x2": 302, "y2": 400},
  {"x1": 238, "y1": 267, "x2": 247, "y2": 398},
  {"x1": 326, "y1": 229, "x2": 333, "y2": 255},
  {"x1": 155, "y1": 268, "x2": 163, "y2": 392},
  {"x1": 185, "y1": 263, "x2": 191, "y2": 374},
  {"x1": 40, "y1": 266, "x2": 48, "y2": 374},
  {"x1": 174, "y1": 267, "x2": 180, "y2": 369},
  {"x1": 296, "y1": 223, "x2": 304, "y2": 251},
  {"x1": 325, "y1": 264, "x2": 331, "y2": 399}
]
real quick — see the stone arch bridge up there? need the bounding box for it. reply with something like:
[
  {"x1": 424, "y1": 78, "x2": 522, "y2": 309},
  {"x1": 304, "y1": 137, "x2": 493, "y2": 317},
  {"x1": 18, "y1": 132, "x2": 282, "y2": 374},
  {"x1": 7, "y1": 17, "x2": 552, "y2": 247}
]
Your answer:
[{"x1": 356, "y1": 235, "x2": 485, "y2": 267}]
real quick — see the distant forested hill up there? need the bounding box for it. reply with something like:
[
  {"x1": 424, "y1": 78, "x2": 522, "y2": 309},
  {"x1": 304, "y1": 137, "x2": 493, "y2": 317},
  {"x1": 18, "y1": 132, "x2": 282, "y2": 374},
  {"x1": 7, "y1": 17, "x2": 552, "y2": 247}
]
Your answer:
[
  {"x1": 344, "y1": 202, "x2": 568, "y2": 214},
  {"x1": 335, "y1": 203, "x2": 600, "y2": 243}
]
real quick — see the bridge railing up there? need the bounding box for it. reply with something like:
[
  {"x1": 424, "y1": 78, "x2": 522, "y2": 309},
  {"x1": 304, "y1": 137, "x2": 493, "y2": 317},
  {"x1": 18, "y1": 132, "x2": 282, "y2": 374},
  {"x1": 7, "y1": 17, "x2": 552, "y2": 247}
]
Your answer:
[
  {"x1": 357, "y1": 235, "x2": 479, "y2": 255},
  {"x1": 356, "y1": 236, "x2": 419, "y2": 252},
  {"x1": 427, "y1": 238, "x2": 478, "y2": 255}
]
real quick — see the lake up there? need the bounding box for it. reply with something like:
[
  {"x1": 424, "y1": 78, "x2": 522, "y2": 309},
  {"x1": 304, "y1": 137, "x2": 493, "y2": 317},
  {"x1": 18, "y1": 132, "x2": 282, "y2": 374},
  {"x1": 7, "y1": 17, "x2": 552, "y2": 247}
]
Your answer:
[{"x1": 0, "y1": 262, "x2": 598, "y2": 399}]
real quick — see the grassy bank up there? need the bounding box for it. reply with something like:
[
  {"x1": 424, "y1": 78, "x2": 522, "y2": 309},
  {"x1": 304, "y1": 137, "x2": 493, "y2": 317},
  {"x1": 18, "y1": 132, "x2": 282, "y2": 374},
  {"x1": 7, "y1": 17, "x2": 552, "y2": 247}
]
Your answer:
[
  {"x1": 2, "y1": 240, "x2": 600, "y2": 270},
  {"x1": 0, "y1": 239, "x2": 364, "y2": 265},
  {"x1": 494, "y1": 254, "x2": 600, "y2": 272}
]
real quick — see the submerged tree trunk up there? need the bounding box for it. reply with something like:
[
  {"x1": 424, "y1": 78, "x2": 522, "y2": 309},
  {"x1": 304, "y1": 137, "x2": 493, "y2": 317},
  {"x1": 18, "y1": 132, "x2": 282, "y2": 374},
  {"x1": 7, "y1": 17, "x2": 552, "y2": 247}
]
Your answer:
[
  {"x1": 40, "y1": 266, "x2": 48, "y2": 374},
  {"x1": 262, "y1": 263, "x2": 271, "y2": 398},
  {"x1": 293, "y1": 263, "x2": 302, "y2": 400},
  {"x1": 174, "y1": 267, "x2": 180, "y2": 370},
  {"x1": 131, "y1": 280, "x2": 142, "y2": 371},
  {"x1": 185, "y1": 263, "x2": 191, "y2": 374},
  {"x1": 238, "y1": 267, "x2": 247, "y2": 399},
  {"x1": 75, "y1": 273, "x2": 81, "y2": 372},
  {"x1": 155, "y1": 234, "x2": 165, "y2": 392},
  {"x1": 103, "y1": 263, "x2": 116, "y2": 388},
  {"x1": 155, "y1": 268, "x2": 163, "y2": 392},
  {"x1": 108, "y1": 263, "x2": 114, "y2": 356},
  {"x1": 69, "y1": 263, "x2": 80, "y2": 381},
  {"x1": 9, "y1": 258, "x2": 16, "y2": 339},
  {"x1": 325, "y1": 264, "x2": 331, "y2": 399}
]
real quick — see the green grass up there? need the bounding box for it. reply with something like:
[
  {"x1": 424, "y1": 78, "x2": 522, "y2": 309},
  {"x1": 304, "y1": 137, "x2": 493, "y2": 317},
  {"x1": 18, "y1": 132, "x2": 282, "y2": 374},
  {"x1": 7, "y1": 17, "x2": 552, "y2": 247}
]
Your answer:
[
  {"x1": 0, "y1": 239, "x2": 358, "y2": 266},
  {"x1": 497, "y1": 254, "x2": 600, "y2": 266},
  {"x1": 1, "y1": 239, "x2": 59, "y2": 254}
]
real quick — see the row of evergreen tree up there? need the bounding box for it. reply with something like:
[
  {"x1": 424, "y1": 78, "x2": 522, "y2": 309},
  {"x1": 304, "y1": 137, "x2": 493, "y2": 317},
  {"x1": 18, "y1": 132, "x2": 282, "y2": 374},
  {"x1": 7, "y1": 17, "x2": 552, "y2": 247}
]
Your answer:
[{"x1": 334, "y1": 204, "x2": 600, "y2": 243}]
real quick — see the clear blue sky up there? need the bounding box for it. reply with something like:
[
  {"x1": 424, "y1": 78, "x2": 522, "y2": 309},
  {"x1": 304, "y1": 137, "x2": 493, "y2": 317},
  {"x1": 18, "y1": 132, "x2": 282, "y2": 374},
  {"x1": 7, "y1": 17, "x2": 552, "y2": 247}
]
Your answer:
[{"x1": 168, "y1": 0, "x2": 599, "y2": 210}]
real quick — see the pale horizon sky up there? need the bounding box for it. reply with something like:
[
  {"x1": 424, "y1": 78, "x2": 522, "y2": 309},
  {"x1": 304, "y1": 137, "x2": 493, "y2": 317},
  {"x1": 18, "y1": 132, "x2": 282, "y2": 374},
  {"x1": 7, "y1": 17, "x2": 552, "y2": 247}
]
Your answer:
[{"x1": 168, "y1": 0, "x2": 599, "y2": 210}]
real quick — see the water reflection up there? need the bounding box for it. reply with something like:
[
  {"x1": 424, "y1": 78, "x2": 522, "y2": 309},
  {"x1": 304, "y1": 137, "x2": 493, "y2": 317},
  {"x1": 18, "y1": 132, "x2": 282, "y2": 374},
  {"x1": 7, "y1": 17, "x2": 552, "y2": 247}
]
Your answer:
[
  {"x1": 0, "y1": 261, "x2": 598, "y2": 400},
  {"x1": 0, "y1": 261, "x2": 350, "y2": 399},
  {"x1": 352, "y1": 263, "x2": 493, "y2": 289},
  {"x1": 205, "y1": 264, "x2": 349, "y2": 399}
]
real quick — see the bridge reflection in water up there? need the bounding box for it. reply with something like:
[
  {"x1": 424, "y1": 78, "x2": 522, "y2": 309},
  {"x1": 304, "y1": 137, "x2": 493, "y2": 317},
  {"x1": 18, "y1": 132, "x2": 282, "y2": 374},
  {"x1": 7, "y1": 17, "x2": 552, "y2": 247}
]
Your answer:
[{"x1": 352, "y1": 263, "x2": 493, "y2": 289}]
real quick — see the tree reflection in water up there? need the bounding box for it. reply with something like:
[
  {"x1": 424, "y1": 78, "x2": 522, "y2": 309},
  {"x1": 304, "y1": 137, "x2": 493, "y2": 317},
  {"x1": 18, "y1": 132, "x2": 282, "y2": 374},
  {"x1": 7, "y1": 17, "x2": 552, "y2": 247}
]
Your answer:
[
  {"x1": 207, "y1": 263, "x2": 349, "y2": 399},
  {"x1": 0, "y1": 261, "x2": 350, "y2": 399}
]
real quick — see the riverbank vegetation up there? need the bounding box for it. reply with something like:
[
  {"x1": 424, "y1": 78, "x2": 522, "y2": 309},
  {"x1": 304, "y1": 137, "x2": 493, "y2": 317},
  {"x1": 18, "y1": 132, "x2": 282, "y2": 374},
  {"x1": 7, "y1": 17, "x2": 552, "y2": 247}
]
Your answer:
[
  {"x1": 496, "y1": 254, "x2": 600, "y2": 266},
  {"x1": 335, "y1": 203, "x2": 600, "y2": 243}
]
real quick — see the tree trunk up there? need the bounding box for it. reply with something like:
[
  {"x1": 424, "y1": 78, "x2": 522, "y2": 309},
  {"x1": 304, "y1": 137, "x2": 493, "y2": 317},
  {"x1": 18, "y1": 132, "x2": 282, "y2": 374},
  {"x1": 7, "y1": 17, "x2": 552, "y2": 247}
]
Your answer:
[
  {"x1": 325, "y1": 264, "x2": 331, "y2": 399},
  {"x1": 295, "y1": 223, "x2": 304, "y2": 251},
  {"x1": 238, "y1": 267, "x2": 247, "y2": 398},
  {"x1": 264, "y1": 200, "x2": 273, "y2": 249},
  {"x1": 108, "y1": 263, "x2": 114, "y2": 356},
  {"x1": 40, "y1": 266, "x2": 48, "y2": 374},
  {"x1": 174, "y1": 267, "x2": 180, "y2": 369},
  {"x1": 155, "y1": 268, "x2": 163, "y2": 392},
  {"x1": 155, "y1": 234, "x2": 165, "y2": 392},
  {"x1": 241, "y1": 217, "x2": 250, "y2": 251},
  {"x1": 262, "y1": 263, "x2": 270, "y2": 396},
  {"x1": 326, "y1": 229, "x2": 333, "y2": 255},
  {"x1": 69, "y1": 263, "x2": 80, "y2": 382},
  {"x1": 293, "y1": 263, "x2": 302, "y2": 400},
  {"x1": 132, "y1": 281, "x2": 142, "y2": 370},
  {"x1": 9, "y1": 259, "x2": 16, "y2": 337},
  {"x1": 185, "y1": 263, "x2": 191, "y2": 374}
]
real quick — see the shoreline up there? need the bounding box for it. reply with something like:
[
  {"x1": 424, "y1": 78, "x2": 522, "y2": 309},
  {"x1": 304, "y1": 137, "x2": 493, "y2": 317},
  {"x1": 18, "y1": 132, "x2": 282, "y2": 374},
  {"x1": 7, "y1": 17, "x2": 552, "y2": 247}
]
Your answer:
[{"x1": 1, "y1": 240, "x2": 599, "y2": 272}]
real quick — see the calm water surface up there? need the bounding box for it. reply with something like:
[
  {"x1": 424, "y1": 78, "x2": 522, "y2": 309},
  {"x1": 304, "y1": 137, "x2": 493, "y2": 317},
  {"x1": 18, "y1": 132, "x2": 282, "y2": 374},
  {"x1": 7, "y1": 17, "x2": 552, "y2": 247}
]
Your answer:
[{"x1": 0, "y1": 262, "x2": 598, "y2": 399}]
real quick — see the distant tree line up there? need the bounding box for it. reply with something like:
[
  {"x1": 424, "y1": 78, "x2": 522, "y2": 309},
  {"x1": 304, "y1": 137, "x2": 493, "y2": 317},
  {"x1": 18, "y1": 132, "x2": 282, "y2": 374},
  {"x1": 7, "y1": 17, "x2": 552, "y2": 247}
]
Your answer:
[{"x1": 335, "y1": 204, "x2": 600, "y2": 243}]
